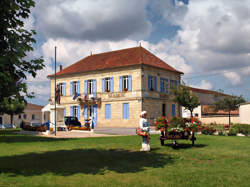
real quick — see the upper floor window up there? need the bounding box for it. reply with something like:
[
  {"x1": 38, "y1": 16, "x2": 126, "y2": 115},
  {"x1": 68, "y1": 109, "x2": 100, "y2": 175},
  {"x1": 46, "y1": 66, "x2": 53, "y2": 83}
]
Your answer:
[
  {"x1": 148, "y1": 75, "x2": 157, "y2": 91},
  {"x1": 23, "y1": 114, "x2": 27, "y2": 119},
  {"x1": 32, "y1": 114, "x2": 35, "y2": 120},
  {"x1": 105, "y1": 78, "x2": 110, "y2": 92},
  {"x1": 18, "y1": 115, "x2": 22, "y2": 119},
  {"x1": 170, "y1": 80, "x2": 178, "y2": 89},
  {"x1": 160, "y1": 78, "x2": 169, "y2": 93},
  {"x1": 119, "y1": 75, "x2": 132, "y2": 92},
  {"x1": 58, "y1": 83, "x2": 66, "y2": 96},
  {"x1": 87, "y1": 80, "x2": 93, "y2": 94},
  {"x1": 70, "y1": 81, "x2": 80, "y2": 96}
]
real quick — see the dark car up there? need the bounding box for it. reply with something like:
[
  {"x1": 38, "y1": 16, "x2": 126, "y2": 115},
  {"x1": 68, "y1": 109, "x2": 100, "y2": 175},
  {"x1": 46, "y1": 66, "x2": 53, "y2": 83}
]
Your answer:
[{"x1": 64, "y1": 116, "x2": 81, "y2": 127}]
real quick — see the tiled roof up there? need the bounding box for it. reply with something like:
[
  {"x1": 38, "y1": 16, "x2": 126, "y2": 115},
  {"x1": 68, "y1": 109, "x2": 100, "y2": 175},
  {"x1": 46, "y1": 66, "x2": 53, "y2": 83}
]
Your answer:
[
  {"x1": 25, "y1": 103, "x2": 43, "y2": 110},
  {"x1": 48, "y1": 46, "x2": 183, "y2": 77},
  {"x1": 188, "y1": 87, "x2": 229, "y2": 97},
  {"x1": 201, "y1": 105, "x2": 239, "y2": 115}
]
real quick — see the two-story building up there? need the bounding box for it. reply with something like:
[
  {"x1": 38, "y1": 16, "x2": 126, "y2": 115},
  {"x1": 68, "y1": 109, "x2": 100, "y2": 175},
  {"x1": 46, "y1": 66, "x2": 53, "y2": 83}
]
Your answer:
[{"x1": 48, "y1": 46, "x2": 183, "y2": 128}]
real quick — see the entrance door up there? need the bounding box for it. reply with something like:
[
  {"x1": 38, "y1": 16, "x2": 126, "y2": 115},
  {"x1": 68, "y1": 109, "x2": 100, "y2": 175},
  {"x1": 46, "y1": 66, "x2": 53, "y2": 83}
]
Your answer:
[
  {"x1": 162, "y1": 104, "x2": 166, "y2": 117},
  {"x1": 84, "y1": 105, "x2": 97, "y2": 128}
]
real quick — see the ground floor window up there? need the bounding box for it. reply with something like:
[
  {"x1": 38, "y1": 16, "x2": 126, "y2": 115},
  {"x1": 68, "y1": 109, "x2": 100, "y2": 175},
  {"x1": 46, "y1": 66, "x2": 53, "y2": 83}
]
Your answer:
[
  {"x1": 70, "y1": 106, "x2": 80, "y2": 120},
  {"x1": 123, "y1": 103, "x2": 129, "y2": 119},
  {"x1": 105, "y1": 104, "x2": 111, "y2": 119},
  {"x1": 172, "y1": 104, "x2": 176, "y2": 117},
  {"x1": 162, "y1": 104, "x2": 166, "y2": 117}
]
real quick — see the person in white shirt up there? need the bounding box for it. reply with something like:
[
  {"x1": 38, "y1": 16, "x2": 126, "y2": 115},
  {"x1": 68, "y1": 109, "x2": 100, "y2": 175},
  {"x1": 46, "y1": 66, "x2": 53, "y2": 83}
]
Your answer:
[{"x1": 139, "y1": 111, "x2": 150, "y2": 151}]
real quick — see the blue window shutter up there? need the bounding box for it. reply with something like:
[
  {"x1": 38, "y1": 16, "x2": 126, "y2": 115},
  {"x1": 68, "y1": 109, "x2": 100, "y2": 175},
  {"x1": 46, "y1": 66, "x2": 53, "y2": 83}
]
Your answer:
[
  {"x1": 93, "y1": 105, "x2": 97, "y2": 127},
  {"x1": 63, "y1": 83, "x2": 66, "y2": 96},
  {"x1": 105, "y1": 104, "x2": 111, "y2": 119},
  {"x1": 70, "y1": 82, "x2": 73, "y2": 96},
  {"x1": 172, "y1": 104, "x2": 176, "y2": 117},
  {"x1": 154, "y1": 76, "x2": 157, "y2": 91},
  {"x1": 102, "y1": 78, "x2": 105, "y2": 93},
  {"x1": 93, "y1": 79, "x2": 97, "y2": 97},
  {"x1": 70, "y1": 106, "x2": 73, "y2": 116},
  {"x1": 148, "y1": 75, "x2": 151, "y2": 90},
  {"x1": 110, "y1": 77, "x2": 114, "y2": 92},
  {"x1": 166, "y1": 79, "x2": 169, "y2": 94},
  {"x1": 84, "y1": 105, "x2": 88, "y2": 119},
  {"x1": 128, "y1": 75, "x2": 132, "y2": 91},
  {"x1": 77, "y1": 81, "x2": 80, "y2": 94},
  {"x1": 119, "y1": 76, "x2": 122, "y2": 91},
  {"x1": 77, "y1": 106, "x2": 80, "y2": 120},
  {"x1": 84, "y1": 80, "x2": 87, "y2": 94},
  {"x1": 123, "y1": 103, "x2": 129, "y2": 119},
  {"x1": 64, "y1": 108, "x2": 66, "y2": 117}
]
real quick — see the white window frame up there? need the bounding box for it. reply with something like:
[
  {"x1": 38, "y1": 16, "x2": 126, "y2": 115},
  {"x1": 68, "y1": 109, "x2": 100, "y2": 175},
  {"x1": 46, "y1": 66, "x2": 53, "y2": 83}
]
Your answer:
[
  {"x1": 150, "y1": 76, "x2": 155, "y2": 91},
  {"x1": 73, "y1": 81, "x2": 78, "y2": 95},
  {"x1": 87, "y1": 80, "x2": 93, "y2": 94},
  {"x1": 122, "y1": 76, "x2": 128, "y2": 91},
  {"x1": 105, "y1": 78, "x2": 110, "y2": 92}
]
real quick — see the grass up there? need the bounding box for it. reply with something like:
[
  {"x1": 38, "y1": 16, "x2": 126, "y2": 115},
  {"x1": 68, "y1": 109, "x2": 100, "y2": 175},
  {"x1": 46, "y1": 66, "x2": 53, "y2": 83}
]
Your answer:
[{"x1": 0, "y1": 129, "x2": 250, "y2": 187}]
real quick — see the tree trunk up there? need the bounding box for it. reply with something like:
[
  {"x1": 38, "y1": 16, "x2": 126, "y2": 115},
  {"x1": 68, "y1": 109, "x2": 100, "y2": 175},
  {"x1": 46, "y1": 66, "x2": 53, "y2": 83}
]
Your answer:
[{"x1": 229, "y1": 111, "x2": 231, "y2": 126}]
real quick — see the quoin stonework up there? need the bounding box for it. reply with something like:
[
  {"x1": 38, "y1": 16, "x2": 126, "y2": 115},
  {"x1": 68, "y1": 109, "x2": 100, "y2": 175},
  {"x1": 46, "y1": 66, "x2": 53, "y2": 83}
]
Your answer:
[{"x1": 48, "y1": 46, "x2": 183, "y2": 128}]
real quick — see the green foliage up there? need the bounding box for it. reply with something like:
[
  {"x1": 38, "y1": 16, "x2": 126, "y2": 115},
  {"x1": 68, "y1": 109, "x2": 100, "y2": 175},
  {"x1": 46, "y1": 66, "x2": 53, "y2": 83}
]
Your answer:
[
  {"x1": 172, "y1": 85, "x2": 200, "y2": 117},
  {"x1": 169, "y1": 117, "x2": 186, "y2": 128},
  {"x1": 213, "y1": 95, "x2": 245, "y2": 125},
  {"x1": 155, "y1": 116, "x2": 168, "y2": 129},
  {"x1": 228, "y1": 127, "x2": 238, "y2": 136},
  {"x1": 231, "y1": 124, "x2": 250, "y2": 136},
  {"x1": 0, "y1": 0, "x2": 44, "y2": 105},
  {"x1": 200, "y1": 126, "x2": 216, "y2": 135},
  {"x1": 0, "y1": 98, "x2": 26, "y2": 123}
]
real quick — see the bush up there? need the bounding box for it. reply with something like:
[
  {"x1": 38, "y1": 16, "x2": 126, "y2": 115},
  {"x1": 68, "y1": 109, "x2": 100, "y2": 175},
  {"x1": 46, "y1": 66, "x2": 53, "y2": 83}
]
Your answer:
[
  {"x1": 218, "y1": 130, "x2": 226, "y2": 136},
  {"x1": 201, "y1": 126, "x2": 216, "y2": 135},
  {"x1": 170, "y1": 117, "x2": 186, "y2": 128},
  {"x1": 232, "y1": 124, "x2": 250, "y2": 136},
  {"x1": 228, "y1": 127, "x2": 238, "y2": 136}
]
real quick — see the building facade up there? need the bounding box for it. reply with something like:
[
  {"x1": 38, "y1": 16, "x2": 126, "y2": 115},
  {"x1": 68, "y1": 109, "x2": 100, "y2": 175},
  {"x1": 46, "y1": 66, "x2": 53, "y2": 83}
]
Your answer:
[
  {"x1": 48, "y1": 47, "x2": 183, "y2": 128},
  {"x1": 0, "y1": 103, "x2": 47, "y2": 127}
]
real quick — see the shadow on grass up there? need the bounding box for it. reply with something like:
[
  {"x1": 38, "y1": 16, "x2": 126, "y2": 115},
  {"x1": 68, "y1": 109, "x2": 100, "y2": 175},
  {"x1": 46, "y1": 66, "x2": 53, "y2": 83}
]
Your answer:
[
  {"x1": 0, "y1": 130, "x2": 73, "y2": 143},
  {"x1": 0, "y1": 148, "x2": 173, "y2": 176},
  {"x1": 164, "y1": 143, "x2": 207, "y2": 150}
]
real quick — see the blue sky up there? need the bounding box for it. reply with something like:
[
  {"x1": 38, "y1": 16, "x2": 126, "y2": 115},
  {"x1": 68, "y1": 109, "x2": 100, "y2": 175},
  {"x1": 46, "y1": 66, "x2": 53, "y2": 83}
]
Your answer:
[{"x1": 25, "y1": 0, "x2": 250, "y2": 105}]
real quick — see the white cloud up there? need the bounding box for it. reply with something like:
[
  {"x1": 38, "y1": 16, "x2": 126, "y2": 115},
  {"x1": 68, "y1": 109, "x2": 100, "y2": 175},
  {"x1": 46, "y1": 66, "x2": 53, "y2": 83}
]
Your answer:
[
  {"x1": 190, "y1": 80, "x2": 213, "y2": 90},
  {"x1": 34, "y1": 0, "x2": 152, "y2": 41},
  {"x1": 223, "y1": 71, "x2": 242, "y2": 86}
]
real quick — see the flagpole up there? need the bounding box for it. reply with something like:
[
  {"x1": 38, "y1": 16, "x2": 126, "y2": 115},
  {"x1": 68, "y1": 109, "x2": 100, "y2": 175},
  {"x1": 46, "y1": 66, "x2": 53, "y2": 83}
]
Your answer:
[{"x1": 54, "y1": 46, "x2": 57, "y2": 136}]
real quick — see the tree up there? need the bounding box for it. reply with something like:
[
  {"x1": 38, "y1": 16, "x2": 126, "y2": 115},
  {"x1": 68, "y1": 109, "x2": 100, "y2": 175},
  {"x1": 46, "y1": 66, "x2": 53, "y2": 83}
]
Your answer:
[
  {"x1": 0, "y1": 98, "x2": 26, "y2": 124},
  {"x1": 213, "y1": 95, "x2": 245, "y2": 125},
  {"x1": 172, "y1": 85, "x2": 200, "y2": 118},
  {"x1": 0, "y1": 0, "x2": 44, "y2": 106}
]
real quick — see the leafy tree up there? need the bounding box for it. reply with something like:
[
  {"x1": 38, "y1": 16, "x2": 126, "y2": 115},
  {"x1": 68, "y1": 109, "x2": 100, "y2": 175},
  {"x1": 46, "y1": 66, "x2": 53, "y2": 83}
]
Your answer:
[
  {"x1": 172, "y1": 85, "x2": 200, "y2": 118},
  {"x1": 0, "y1": 98, "x2": 26, "y2": 124},
  {"x1": 213, "y1": 95, "x2": 245, "y2": 125},
  {"x1": 0, "y1": 0, "x2": 44, "y2": 107}
]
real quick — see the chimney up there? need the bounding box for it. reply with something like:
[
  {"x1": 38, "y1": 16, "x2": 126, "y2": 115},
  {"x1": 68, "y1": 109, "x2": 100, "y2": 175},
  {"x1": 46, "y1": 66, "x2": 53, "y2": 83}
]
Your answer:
[{"x1": 59, "y1": 65, "x2": 63, "y2": 71}]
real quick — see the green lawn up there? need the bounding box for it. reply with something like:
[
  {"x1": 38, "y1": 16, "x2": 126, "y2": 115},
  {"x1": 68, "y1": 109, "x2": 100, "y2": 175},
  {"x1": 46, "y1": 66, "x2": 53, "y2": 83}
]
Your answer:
[{"x1": 0, "y1": 130, "x2": 250, "y2": 187}]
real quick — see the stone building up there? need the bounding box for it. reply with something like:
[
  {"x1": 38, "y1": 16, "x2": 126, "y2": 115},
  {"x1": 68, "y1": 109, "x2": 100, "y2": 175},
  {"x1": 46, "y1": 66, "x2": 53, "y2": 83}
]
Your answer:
[{"x1": 48, "y1": 46, "x2": 183, "y2": 128}]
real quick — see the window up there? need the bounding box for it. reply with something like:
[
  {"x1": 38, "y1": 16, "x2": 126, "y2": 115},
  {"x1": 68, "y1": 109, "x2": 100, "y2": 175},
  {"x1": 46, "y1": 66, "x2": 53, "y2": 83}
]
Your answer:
[
  {"x1": 73, "y1": 81, "x2": 78, "y2": 95},
  {"x1": 123, "y1": 103, "x2": 129, "y2": 119},
  {"x1": 170, "y1": 80, "x2": 178, "y2": 89},
  {"x1": 160, "y1": 78, "x2": 169, "y2": 93},
  {"x1": 162, "y1": 104, "x2": 166, "y2": 117},
  {"x1": 105, "y1": 78, "x2": 110, "y2": 92},
  {"x1": 58, "y1": 83, "x2": 66, "y2": 96},
  {"x1": 148, "y1": 75, "x2": 157, "y2": 91},
  {"x1": 105, "y1": 104, "x2": 111, "y2": 119},
  {"x1": 0, "y1": 116, "x2": 2, "y2": 124},
  {"x1": 18, "y1": 115, "x2": 22, "y2": 119},
  {"x1": 122, "y1": 76, "x2": 128, "y2": 91},
  {"x1": 32, "y1": 114, "x2": 35, "y2": 120},
  {"x1": 87, "y1": 80, "x2": 93, "y2": 94},
  {"x1": 23, "y1": 114, "x2": 27, "y2": 119}
]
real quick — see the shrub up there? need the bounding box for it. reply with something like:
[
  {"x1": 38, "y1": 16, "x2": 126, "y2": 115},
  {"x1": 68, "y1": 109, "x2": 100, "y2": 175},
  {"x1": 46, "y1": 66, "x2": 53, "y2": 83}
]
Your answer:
[
  {"x1": 170, "y1": 117, "x2": 186, "y2": 128},
  {"x1": 155, "y1": 116, "x2": 168, "y2": 130},
  {"x1": 201, "y1": 126, "x2": 216, "y2": 135},
  {"x1": 232, "y1": 124, "x2": 250, "y2": 136},
  {"x1": 228, "y1": 127, "x2": 238, "y2": 136},
  {"x1": 218, "y1": 130, "x2": 226, "y2": 136}
]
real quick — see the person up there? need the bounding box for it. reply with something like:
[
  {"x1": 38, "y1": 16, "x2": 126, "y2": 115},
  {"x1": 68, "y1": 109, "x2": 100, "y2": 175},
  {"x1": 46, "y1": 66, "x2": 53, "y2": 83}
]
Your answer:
[{"x1": 139, "y1": 111, "x2": 150, "y2": 151}]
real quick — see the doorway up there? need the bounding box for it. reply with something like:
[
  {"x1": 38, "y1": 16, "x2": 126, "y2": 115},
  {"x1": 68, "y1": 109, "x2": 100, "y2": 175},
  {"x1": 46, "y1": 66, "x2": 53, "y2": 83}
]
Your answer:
[{"x1": 162, "y1": 104, "x2": 166, "y2": 117}]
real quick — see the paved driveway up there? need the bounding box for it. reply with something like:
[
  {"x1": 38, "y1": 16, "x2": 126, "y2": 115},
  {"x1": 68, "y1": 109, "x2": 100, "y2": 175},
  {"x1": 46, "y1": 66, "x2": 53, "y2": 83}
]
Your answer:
[{"x1": 94, "y1": 127, "x2": 160, "y2": 135}]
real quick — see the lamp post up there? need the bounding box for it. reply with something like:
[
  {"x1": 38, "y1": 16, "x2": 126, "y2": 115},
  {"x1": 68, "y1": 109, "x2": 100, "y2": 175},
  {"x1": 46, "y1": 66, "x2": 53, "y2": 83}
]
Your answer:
[{"x1": 54, "y1": 46, "x2": 57, "y2": 136}]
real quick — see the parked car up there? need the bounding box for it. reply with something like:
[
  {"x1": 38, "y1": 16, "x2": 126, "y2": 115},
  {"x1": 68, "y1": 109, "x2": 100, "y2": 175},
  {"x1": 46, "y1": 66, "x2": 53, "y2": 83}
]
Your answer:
[
  {"x1": 0, "y1": 124, "x2": 16, "y2": 129},
  {"x1": 64, "y1": 116, "x2": 81, "y2": 127}
]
